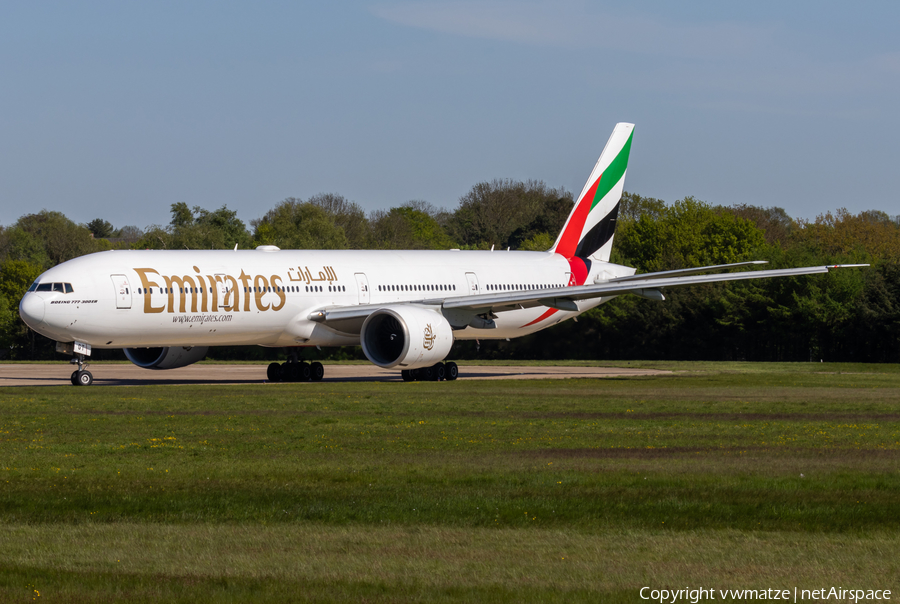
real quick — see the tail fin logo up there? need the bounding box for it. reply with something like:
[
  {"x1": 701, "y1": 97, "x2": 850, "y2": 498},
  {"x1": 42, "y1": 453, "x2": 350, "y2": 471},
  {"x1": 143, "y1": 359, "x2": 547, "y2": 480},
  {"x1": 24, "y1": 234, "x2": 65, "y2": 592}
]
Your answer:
[
  {"x1": 551, "y1": 123, "x2": 633, "y2": 263},
  {"x1": 523, "y1": 123, "x2": 633, "y2": 329}
]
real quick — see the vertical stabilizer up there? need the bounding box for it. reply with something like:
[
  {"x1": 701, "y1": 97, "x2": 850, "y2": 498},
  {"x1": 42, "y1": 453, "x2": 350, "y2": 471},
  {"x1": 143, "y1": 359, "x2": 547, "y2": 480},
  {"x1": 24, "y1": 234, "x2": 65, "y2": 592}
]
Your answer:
[{"x1": 551, "y1": 123, "x2": 634, "y2": 262}]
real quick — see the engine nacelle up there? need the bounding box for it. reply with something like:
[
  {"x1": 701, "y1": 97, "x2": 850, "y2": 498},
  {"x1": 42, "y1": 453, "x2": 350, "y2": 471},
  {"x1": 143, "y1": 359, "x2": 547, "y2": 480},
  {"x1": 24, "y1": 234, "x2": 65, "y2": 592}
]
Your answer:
[
  {"x1": 360, "y1": 306, "x2": 453, "y2": 370},
  {"x1": 123, "y1": 346, "x2": 209, "y2": 370}
]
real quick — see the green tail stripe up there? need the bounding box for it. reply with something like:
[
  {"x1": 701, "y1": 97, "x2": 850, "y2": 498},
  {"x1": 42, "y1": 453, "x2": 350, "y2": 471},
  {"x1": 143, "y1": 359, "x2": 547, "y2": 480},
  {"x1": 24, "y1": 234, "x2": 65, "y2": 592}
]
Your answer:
[{"x1": 590, "y1": 131, "x2": 633, "y2": 211}]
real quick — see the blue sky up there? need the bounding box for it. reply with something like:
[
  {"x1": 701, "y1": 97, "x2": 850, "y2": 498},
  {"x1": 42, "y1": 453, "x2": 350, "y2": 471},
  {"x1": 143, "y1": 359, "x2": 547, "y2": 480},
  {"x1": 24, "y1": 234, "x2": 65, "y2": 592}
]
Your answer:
[{"x1": 2, "y1": 1, "x2": 898, "y2": 230}]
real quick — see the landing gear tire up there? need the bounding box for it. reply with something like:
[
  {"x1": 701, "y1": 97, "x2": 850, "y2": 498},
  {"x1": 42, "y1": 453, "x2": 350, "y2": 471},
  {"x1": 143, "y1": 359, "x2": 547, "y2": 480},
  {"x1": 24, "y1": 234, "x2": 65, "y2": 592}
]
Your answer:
[
  {"x1": 283, "y1": 362, "x2": 300, "y2": 382},
  {"x1": 445, "y1": 361, "x2": 458, "y2": 381},
  {"x1": 299, "y1": 362, "x2": 312, "y2": 382},
  {"x1": 310, "y1": 361, "x2": 324, "y2": 381},
  {"x1": 402, "y1": 363, "x2": 455, "y2": 382},
  {"x1": 69, "y1": 353, "x2": 91, "y2": 386},
  {"x1": 267, "y1": 362, "x2": 282, "y2": 382},
  {"x1": 75, "y1": 370, "x2": 93, "y2": 386}
]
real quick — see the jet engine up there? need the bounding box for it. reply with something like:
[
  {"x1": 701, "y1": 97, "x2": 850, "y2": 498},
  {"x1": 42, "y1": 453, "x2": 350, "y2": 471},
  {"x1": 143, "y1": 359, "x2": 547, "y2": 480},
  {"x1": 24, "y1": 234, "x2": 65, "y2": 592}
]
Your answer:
[
  {"x1": 360, "y1": 306, "x2": 453, "y2": 369},
  {"x1": 123, "y1": 346, "x2": 209, "y2": 370}
]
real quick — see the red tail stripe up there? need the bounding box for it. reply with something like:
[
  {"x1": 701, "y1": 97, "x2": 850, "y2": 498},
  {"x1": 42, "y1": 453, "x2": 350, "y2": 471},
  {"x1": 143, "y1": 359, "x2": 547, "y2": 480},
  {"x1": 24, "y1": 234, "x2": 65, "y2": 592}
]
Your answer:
[{"x1": 554, "y1": 175, "x2": 601, "y2": 258}]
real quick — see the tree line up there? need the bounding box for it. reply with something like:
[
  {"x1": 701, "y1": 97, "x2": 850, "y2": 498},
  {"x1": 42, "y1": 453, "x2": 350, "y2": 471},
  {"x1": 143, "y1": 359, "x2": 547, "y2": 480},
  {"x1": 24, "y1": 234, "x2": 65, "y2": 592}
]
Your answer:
[{"x1": 2, "y1": 181, "x2": 898, "y2": 362}]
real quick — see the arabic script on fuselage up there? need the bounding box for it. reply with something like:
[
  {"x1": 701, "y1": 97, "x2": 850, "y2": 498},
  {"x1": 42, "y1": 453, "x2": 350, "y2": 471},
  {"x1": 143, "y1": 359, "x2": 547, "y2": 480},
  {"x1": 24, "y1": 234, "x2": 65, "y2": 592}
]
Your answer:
[{"x1": 288, "y1": 266, "x2": 337, "y2": 285}]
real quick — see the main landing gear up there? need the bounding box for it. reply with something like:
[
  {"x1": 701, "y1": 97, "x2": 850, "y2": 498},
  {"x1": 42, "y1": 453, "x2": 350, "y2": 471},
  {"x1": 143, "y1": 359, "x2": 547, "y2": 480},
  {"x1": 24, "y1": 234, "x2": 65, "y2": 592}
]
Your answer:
[
  {"x1": 401, "y1": 362, "x2": 458, "y2": 382},
  {"x1": 69, "y1": 354, "x2": 93, "y2": 386},
  {"x1": 267, "y1": 360, "x2": 324, "y2": 383}
]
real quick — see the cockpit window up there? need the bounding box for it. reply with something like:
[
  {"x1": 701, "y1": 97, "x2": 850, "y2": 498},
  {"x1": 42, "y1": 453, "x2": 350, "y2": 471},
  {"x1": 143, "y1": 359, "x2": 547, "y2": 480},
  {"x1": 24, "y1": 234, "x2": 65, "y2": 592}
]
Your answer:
[{"x1": 32, "y1": 282, "x2": 74, "y2": 293}]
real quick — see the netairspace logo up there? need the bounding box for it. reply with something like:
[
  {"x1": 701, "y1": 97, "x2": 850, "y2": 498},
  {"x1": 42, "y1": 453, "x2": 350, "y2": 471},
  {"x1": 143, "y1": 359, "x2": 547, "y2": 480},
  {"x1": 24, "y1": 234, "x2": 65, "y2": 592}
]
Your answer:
[{"x1": 640, "y1": 586, "x2": 892, "y2": 603}]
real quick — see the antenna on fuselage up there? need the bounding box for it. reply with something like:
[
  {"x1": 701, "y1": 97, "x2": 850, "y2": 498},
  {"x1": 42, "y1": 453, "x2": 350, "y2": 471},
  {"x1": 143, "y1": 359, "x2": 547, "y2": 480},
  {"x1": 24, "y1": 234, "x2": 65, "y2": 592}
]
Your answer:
[{"x1": 234, "y1": 244, "x2": 238, "y2": 251}]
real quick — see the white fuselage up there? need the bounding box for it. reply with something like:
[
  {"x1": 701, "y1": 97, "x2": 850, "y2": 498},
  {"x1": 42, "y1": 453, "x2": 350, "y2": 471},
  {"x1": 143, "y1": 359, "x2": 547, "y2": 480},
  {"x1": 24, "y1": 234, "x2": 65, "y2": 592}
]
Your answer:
[{"x1": 20, "y1": 248, "x2": 634, "y2": 350}]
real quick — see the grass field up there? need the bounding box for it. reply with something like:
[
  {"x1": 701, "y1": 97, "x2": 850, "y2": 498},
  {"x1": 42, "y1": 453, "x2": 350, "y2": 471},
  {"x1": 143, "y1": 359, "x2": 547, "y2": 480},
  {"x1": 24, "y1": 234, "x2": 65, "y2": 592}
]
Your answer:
[{"x1": 1, "y1": 363, "x2": 898, "y2": 602}]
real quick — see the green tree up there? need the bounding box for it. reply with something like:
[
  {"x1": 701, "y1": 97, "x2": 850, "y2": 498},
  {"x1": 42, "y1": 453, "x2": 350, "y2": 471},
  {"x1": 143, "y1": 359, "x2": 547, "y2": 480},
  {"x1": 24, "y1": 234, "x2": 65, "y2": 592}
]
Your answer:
[
  {"x1": 447, "y1": 179, "x2": 571, "y2": 249},
  {"x1": 169, "y1": 202, "x2": 194, "y2": 229},
  {"x1": 134, "y1": 204, "x2": 251, "y2": 250},
  {"x1": 308, "y1": 193, "x2": 371, "y2": 248},
  {"x1": 371, "y1": 204, "x2": 454, "y2": 250},
  {"x1": 726, "y1": 204, "x2": 796, "y2": 248},
  {"x1": 615, "y1": 197, "x2": 766, "y2": 272},
  {"x1": 8, "y1": 211, "x2": 109, "y2": 268},
  {"x1": 518, "y1": 232, "x2": 555, "y2": 251},
  {"x1": 178, "y1": 205, "x2": 252, "y2": 250},
  {"x1": 132, "y1": 226, "x2": 172, "y2": 250},
  {"x1": 794, "y1": 208, "x2": 900, "y2": 262},
  {"x1": 507, "y1": 196, "x2": 574, "y2": 249},
  {"x1": 111, "y1": 225, "x2": 144, "y2": 247},
  {"x1": 0, "y1": 293, "x2": 17, "y2": 352},
  {"x1": 86, "y1": 218, "x2": 115, "y2": 239},
  {"x1": 252, "y1": 199, "x2": 349, "y2": 249},
  {"x1": 0, "y1": 260, "x2": 42, "y2": 302},
  {"x1": 0, "y1": 226, "x2": 51, "y2": 267},
  {"x1": 618, "y1": 192, "x2": 667, "y2": 224},
  {"x1": 0, "y1": 259, "x2": 43, "y2": 355}
]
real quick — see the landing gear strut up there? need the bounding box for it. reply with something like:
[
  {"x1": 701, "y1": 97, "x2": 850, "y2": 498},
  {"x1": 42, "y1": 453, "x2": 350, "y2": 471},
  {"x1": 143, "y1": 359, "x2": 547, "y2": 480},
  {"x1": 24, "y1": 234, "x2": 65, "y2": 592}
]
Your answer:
[
  {"x1": 401, "y1": 362, "x2": 458, "y2": 382},
  {"x1": 69, "y1": 353, "x2": 93, "y2": 386}
]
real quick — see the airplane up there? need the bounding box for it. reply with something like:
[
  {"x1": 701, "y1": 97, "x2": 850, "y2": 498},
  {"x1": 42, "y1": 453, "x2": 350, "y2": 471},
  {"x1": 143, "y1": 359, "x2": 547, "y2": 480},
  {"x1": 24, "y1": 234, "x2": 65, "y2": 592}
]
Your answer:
[{"x1": 18, "y1": 123, "x2": 866, "y2": 386}]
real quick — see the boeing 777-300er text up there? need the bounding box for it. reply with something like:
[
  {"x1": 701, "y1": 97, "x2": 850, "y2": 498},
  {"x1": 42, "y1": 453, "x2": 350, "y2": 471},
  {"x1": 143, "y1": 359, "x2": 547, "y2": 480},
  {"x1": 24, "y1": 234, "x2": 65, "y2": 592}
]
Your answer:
[{"x1": 19, "y1": 123, "x2": 866, "y2": 385}]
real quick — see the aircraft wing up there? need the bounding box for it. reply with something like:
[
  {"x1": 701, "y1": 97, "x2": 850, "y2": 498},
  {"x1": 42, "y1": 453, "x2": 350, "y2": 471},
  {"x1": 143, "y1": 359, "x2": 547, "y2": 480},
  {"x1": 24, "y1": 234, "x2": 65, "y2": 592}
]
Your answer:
[
  {"x1": 309, "y1": 263, "x2": 868, "y2": 333},
  {"x1": 442, "y1": 264, "x2": 868, "y2": 313}
]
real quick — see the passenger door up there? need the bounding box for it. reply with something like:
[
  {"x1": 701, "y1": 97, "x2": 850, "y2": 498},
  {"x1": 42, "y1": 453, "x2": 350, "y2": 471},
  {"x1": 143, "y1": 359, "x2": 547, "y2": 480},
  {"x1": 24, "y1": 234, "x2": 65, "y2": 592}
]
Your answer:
[
  {"x1": 215, "y1": 274, "x2": 229, "y2": 311},
  {"x1": 111, "y1": 274, "x2": 132, "y2": 309},
  {"x1": 354, "y1": 273, "x2": 370, "y2": 304},
  {"x1": 465, "y1": 272, "x2": 480, "y2": 295}
]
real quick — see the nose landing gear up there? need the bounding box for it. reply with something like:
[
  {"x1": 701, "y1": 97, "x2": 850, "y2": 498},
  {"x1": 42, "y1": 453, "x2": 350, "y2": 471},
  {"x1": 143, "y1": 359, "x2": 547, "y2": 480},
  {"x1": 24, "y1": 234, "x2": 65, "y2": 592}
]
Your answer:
[{"x1": 69, "y1": 354, "x2": 93, "y2": 386}]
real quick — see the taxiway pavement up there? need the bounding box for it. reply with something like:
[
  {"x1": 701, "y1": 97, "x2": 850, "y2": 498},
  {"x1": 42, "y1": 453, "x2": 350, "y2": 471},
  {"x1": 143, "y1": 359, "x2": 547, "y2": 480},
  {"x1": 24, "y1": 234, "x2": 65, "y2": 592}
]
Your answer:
[{"x1": 0, "y1": 363, "x2": 669, "y2": 387}]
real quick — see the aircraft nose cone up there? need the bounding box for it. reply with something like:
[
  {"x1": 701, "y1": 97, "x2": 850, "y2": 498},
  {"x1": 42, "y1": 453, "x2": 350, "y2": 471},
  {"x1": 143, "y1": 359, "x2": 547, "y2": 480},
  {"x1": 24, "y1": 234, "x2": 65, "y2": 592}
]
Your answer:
[{"x1": 19, "y1": 294, "x2": 45, "y2": 327}]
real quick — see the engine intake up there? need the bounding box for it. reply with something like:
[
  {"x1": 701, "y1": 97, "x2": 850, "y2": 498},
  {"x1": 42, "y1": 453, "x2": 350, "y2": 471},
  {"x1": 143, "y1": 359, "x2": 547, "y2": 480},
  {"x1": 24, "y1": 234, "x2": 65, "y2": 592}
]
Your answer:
[
  {"x1": 123, "y1": 346, "x2": 209, "y2": 370},
  {"x1": 360, "y1": 306, "x2": 453, "y2": 369}
]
